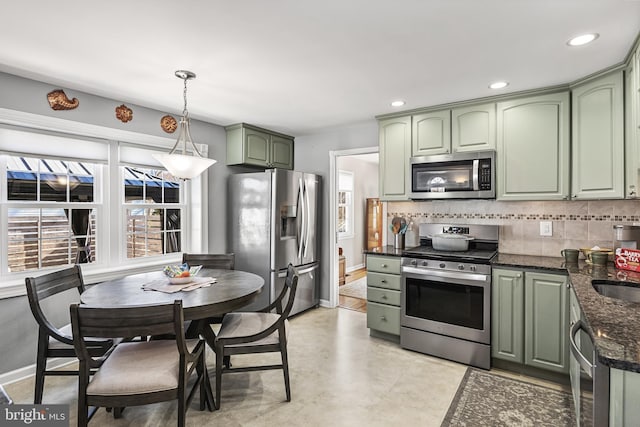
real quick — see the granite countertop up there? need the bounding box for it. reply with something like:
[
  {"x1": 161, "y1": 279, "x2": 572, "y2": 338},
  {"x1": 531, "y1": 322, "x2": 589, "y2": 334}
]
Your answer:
[
  {"x1": 495, "y1": 253, "x2": 640, "y2": 373},
  {"x1": 365, "y1": 249, "x2": 640, "y2": 371}
]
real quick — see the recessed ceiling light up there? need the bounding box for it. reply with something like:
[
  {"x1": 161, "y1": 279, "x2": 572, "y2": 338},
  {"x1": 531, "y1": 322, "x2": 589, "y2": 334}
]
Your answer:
[
  {"x1": 489, "y1": 81, "x2": 509, "y2": 90},
  {"x1": 567, "y1": 33, "x2": 599, "y2": 46},
  {"x1": 391, "y1": 100, "x2": 405, "y2": 107}
]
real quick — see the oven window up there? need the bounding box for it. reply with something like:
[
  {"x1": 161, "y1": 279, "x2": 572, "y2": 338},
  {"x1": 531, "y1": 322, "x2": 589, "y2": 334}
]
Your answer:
[
  {"x1": 412, "y1": 161, "x2": 474, "y2": 193},
  {"x1": 405, "y1": 277, "x2": 484, "y2": 330}
]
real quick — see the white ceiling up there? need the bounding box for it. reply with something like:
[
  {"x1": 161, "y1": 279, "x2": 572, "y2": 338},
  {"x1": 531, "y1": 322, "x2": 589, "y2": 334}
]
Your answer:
[{"x1": 1, "y1": 1, "x2": 639, "y2": 136}]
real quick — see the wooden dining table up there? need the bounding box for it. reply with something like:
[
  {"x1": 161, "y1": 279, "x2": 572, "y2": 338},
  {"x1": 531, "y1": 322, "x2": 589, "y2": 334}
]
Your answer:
[{"x1": 80, "y1": 268, "x2": 264, "y2": 409}]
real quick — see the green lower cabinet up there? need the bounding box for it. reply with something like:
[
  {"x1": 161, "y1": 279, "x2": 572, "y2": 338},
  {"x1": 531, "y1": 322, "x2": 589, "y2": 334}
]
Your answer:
[
  {"x1": 492, "y1": 268, "x2": 524, "y2": 362},
  {"x1": 492, "y1": 268, "x2": 569, "y2": 374},
  {"x1": 609, "y1": 368, "x2": 640, "y2": 426},
  {"x1": 366, "y1": 254, "x2": 401, "y2": 337},
  {"x1": 524, "y1": 272, "x2": 569, "y2": 373}
]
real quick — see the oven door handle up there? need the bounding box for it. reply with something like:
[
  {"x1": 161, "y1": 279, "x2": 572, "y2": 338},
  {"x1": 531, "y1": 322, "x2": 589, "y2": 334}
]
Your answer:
[
  {"x1": 569, "y1": 319, "x2": 594, "y2": 378},
  {"x1": 402, "y1": 266, "x2": 489, "y2": 283}
]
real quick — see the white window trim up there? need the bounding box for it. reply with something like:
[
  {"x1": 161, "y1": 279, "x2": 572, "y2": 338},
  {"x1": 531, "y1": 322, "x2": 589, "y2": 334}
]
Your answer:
[
  {"x1": 0, "y1": 108, "x2": 210, "y2": 298},
  {"x1": 337, "y1": 170, "x2": 354, "y2": 240}
]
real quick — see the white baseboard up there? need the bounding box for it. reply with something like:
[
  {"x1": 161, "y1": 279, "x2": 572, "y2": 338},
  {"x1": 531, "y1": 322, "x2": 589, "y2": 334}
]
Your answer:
[
  {"x1": 0, "y1": 358, "x2": 75, "y2": 386},
  {"x1": 319, "y1": 299, "x2": 332, "y2": 308},
  {"x1": 346, "y1": 263, "x2": 365, "y2": 273}
]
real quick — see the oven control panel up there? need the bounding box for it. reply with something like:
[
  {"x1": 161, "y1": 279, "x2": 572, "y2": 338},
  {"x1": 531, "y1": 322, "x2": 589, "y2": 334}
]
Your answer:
[{"x1": 401, "y1": 257, "x2": 492, "y2": 275}]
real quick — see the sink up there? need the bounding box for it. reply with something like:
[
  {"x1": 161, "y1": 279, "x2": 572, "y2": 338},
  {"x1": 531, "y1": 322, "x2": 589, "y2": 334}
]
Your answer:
[{"x1": 592, "y1": 280, "x2": 640, "y2": 303}]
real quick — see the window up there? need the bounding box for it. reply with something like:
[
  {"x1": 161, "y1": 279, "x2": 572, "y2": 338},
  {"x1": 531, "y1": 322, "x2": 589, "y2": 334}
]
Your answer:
[
  {"x1": 337, "y1": 170, "x2": 354, "y2": 239},
  {"x1": 0, "y1": 123, "x2": 201, "y2": 287},
  {"x1": 5, "y1": 155, "x2": 99, "y2": 272},
  {"x1": 122, "y1": 167, "x2": 183, "y2": 259}
]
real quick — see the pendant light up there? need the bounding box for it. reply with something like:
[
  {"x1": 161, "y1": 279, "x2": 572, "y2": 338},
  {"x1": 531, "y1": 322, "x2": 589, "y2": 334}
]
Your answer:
[{"x1": 153, "y1": 70, "x2": 216, "y2": 180}]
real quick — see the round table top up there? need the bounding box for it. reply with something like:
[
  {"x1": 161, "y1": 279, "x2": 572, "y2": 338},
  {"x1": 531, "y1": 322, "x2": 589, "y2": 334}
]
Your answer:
[{"x1": 80, "y1": 269, "x2": 264, "y2": 321}]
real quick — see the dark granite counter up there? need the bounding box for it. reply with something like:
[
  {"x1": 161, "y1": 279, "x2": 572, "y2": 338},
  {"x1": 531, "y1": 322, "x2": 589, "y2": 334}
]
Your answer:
[
  {"x1": 494, "y1": 253, "x2": 640, "y2": 372},
  {"x1": 363, "y1": 246, "x2": 404, "y2": 257}
]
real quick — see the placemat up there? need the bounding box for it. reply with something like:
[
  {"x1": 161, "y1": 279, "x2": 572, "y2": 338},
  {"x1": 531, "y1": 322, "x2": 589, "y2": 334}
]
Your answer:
[{"x1": 142, "y1": 277, "x2": 217, "y2": 293}]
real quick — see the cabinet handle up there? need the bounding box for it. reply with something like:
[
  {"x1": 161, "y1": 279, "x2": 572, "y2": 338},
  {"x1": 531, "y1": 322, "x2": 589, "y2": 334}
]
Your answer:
[{"x1": 380, "y1": 315, "x2": 386, "y2": 321}]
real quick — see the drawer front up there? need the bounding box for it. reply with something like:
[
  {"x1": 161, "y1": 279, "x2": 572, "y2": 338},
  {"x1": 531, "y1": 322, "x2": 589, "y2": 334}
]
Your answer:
[
  {"x1": 367, "y1": 255, "x2": 401, "y2": 274},
  {"x1": 367, "y1": 302, "x2": 401, "y2": 335},
  {"x1": 367, "y1": 286, "x2": 401, "y2": 306},
  {"x1": 367, "y1": 272, "x2": 401, "y2": 291}
]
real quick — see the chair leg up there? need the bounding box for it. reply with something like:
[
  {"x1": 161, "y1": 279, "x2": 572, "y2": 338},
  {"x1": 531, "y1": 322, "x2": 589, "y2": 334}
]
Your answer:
[
  {"x1": 215, "y1": 344, "x2": 223, "y2": 410},
  {"x1": 77, "y1": 388, "x2": 88, "y2": 427},
  {"x1": 34, "y1": 332, "x2": 48, "y2": 404},
  {"x1": 178, "y1": 387, "x2": 186, "y2": 427},
  {"x1": 281, "y1": 345, "x2": 291, "y2": 402}
]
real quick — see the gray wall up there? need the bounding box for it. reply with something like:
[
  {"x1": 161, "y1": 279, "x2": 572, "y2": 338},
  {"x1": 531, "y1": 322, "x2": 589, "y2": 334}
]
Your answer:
[{"x1": 295, "y1": 121, "x2": 379, "y2": 301}]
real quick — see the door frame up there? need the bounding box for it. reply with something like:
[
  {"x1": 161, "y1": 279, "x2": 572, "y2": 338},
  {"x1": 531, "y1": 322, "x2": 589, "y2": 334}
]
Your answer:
[{"x1": 328, "y1": 146, "x2": 379, "y2": 309}]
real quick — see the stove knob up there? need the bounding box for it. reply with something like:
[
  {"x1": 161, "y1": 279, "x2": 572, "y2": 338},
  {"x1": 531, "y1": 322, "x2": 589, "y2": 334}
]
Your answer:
[
  {"x1": 422, "y1": 260, "x2": 428, "y2": 267},
  {"x1": 439, "y1": 263, "x2": 446, "y2": 269},
  {"x1": 457, "y1": 264, "x2": 465, "y2": 270},
  {"x1": 469, "y1": 265, "x2": 477, "y2": 272},
  {"x1": 410, "y1": 260, "x2": 417, "y2": 266}
]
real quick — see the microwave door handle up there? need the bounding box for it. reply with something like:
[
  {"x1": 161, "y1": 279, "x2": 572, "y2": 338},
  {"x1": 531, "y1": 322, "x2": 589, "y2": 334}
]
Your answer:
[
  {"x1": 569, "y1": 319, "x2": 595, "y2": 377},
  {"x1": 472, "y1": 159, "x2": 479, "y2": 191}
]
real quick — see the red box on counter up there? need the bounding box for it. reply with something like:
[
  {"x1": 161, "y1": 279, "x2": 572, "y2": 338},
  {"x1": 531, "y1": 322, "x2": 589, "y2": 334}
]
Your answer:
[{"x1": 615, "y1": 248, "x2": 640, "y2": 272}]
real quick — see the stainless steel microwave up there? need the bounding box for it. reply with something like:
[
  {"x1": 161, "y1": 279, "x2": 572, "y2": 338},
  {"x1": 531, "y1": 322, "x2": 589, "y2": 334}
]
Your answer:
[{"x1": 410, "y1": 150, "x2": 496, "y2": 199}]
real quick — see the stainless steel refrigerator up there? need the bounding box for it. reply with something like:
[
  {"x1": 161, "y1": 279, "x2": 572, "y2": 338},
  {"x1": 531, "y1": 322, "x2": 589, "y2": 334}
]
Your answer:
[{"x1": 228, "y1": 169, "x2": 320, "y2": 316}]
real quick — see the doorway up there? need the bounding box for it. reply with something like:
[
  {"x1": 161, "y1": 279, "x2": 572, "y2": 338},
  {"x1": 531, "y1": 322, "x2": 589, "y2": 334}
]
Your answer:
[{"x1": 329, "y1": 148, "x2": 380, "y2": 312}]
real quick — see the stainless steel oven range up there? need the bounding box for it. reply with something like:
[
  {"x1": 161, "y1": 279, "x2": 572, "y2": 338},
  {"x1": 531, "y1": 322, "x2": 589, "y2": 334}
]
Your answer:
[{"x1": 400, "y1": 223, "x2": 498, "y2": 370}]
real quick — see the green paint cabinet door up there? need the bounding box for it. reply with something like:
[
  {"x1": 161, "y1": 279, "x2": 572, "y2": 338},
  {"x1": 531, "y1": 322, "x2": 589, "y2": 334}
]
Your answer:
[
  {"x1": 524, "y1": 272, "x2": 569, "y2": 373},
  {"x1": 412, "y1": 110, "x2": 451, "y2": 156},
  {"x1": 572, "y1": 70, "x2": 624, "y2": 199},
  {"x1": 245, "y1": 128, "x2": 271, "y2": 167},
  {"x1": 491, "y1": 268, "x2": 524, "y2": 363},
  {"x1": 379, "y1": 116, "x2": 411, "y2": 201},
  {"x1": 496, "y1": 92, "x2": 570, "y2": 200},
  {"x1": 270, "y1": 135, "x2": 294, "y2": 169},
  {"x1": 452, "y1": 103, "x2": 496, "y2": 152},
  {"x1": 625, "y1": 47, "x2": 640, "y2": 199},
  {"x1": 610, "y1": 368, "x2": 640, "y2": 426}
]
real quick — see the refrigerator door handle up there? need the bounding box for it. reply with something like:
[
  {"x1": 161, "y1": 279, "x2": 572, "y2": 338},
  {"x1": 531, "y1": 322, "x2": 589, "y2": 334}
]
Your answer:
[
  {"x1": 297, "y1": 178, "x2": 305, "y2": 261},
  {"x1": 278, "y1": 264, "x2": 318, "y2": 277},
  {"x1": 303, "y1": 178, "x2": 311, "y2": 258}
]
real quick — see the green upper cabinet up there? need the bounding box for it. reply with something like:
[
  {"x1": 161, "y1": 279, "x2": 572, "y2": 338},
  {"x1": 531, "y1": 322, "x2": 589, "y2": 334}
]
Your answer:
[
  {"x1": 379, "y1": 116, "x2": 411, "y2": 201},
  {"x1": 412, "y1": 110, "x2": 451, "y2": 156},
  {"x1": 226, "y1": 123, "x2": 294, "y2": 170},
  {"x1": 625, "y1": 45, "x2": 640, "y2": 199},
  {"x1": 496, "y1": 92, "x2": 570, "y2": 200},
  {"x1": 451, "y1": 103, "x2": 496, "y2": 152},
  {"x1": 571, "y1": 71, "x2": 624, "y2": 199},
  {"x1": 524, "y1": 272, "x2": 569, "y2": 374}
]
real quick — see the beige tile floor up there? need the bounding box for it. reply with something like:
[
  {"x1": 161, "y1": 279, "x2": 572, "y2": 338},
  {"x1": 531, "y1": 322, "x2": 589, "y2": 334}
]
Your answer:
[{"x1": 5, "y1": 307, "x2": 470, "y2": 426}]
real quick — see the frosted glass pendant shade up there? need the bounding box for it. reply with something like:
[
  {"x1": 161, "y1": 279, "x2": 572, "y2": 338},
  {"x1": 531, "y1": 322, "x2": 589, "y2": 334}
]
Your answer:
[{"x1": 152, "y1": 153, "x2": 217, "y2": 180}]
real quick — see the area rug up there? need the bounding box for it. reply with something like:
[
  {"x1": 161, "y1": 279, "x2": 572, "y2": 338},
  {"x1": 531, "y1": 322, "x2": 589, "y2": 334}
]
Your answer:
[
  {"x1": 339, "y1": 276, "x2": 367, "y2": 299},
  {"x1": 441, "y1": 368, "x2": 577, "y2": 427}
]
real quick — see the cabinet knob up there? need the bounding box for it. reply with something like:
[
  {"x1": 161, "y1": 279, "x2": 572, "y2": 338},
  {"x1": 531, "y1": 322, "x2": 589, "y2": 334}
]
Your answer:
[
  {"x1": 572, "y1": 195, "x2": 577, "y2": 198},
  {"x1": 382, "y1": 294, "x2": 387, "y2": 299},
  {"x1": 381, "y1": 279, "x2": 387, "y2": 283},
  {"x1": 516, "y1": 273, "x2": 522, "y2": 278},
  {"x1": 381, "y1": 264, "x2": 387, "y2": 268},
  {"x1": 566, "y1": 283, "x2": 570, "y2": 289},
  {"x1": 380, "y1": 315, "x2": 386, "y2": 321}
]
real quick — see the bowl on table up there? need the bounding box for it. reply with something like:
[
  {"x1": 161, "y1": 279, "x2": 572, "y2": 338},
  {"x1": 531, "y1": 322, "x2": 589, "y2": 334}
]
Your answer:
[{"x1": 168, "y1": 276, "x2": 193, "y2": 285}]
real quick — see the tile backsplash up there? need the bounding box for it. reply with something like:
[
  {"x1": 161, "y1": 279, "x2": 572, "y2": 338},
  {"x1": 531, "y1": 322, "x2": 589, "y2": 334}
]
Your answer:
[{"x1": 387, "y1": 199, "x2": 640, "y2": 258}]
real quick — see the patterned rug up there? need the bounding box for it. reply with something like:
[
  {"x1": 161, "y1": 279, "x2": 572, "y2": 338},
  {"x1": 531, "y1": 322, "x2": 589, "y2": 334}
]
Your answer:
[
  {"x1": 339, "y1": 276, "x2": 367, "y2": 299},
  {"x1": 441, "y1": 368, "x2": 577, "y2": 427}
]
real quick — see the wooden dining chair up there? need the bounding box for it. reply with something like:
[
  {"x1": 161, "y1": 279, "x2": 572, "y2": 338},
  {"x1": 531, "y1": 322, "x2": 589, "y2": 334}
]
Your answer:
[
  {"x1": 70, "y1": 300, "x2": 210, "y2": 427},
  {"x1": 25, "y1": 266, "x2": 114, "y2": 404},
  {"x1": 213, "y1": 263, "x2": 299, "y2": 409},
  {"x1": 182, "y1": 253, "x2": 235, "y2": 270}
]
